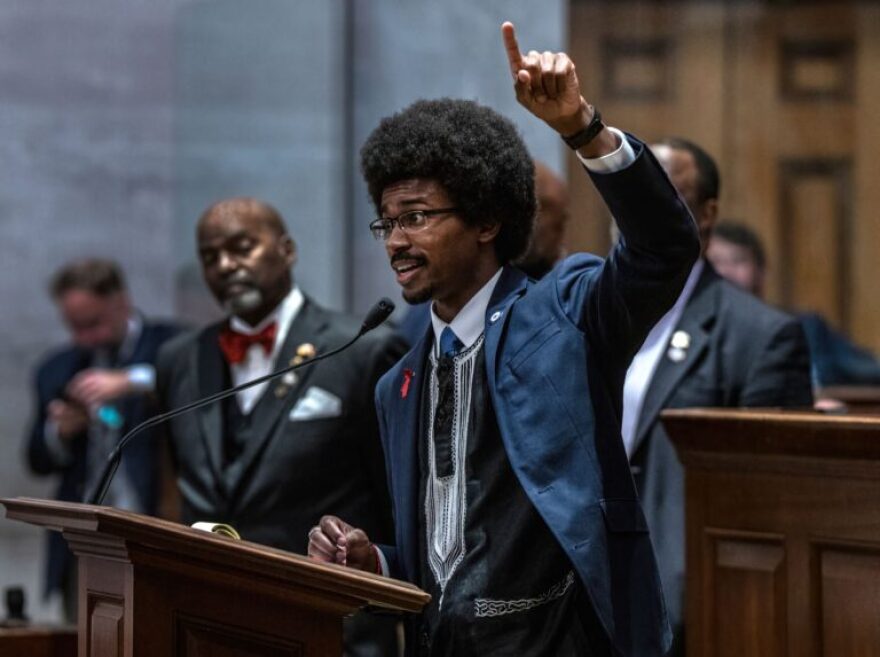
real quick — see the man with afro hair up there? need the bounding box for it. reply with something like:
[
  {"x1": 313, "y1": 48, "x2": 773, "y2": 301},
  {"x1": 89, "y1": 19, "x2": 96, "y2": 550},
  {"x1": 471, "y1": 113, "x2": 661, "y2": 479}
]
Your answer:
[{"x1": 309, "y1": 22, "x2": 699, "y2": 657}]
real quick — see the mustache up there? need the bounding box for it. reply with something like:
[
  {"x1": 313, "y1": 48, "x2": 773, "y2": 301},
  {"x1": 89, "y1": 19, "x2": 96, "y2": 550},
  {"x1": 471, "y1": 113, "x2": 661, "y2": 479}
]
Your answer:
[
  {"x1": 220, "y1": 271, "x2": 256, "y2": 288},
  {"x1": 390, "y1": 252, "x2": 427, "y2": 266}
]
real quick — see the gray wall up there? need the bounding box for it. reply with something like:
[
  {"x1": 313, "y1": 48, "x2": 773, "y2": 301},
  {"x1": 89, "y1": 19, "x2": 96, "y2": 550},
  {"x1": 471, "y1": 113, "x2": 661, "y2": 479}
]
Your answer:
[
  {"x1": 0, "y1": 0, "x2": 564, "y2": 621},
  {"x1": 0, "y1": 0, "x2": 182, "y2": 620},
  {"x1": 350, "y1": 2, "x2": 567, "y2": 315}
]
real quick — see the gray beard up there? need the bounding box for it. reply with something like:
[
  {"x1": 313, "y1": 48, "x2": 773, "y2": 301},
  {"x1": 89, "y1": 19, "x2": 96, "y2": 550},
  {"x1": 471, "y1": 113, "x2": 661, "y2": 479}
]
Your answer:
[{"x1": 224, "y1": 288, "x2": 263, "y2": 316}]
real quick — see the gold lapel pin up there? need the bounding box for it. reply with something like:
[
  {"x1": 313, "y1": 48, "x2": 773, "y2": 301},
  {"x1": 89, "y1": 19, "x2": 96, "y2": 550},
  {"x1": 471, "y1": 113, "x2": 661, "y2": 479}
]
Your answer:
[{"x1": 290, "y1": 342, "x2": 317, "y2": 367}]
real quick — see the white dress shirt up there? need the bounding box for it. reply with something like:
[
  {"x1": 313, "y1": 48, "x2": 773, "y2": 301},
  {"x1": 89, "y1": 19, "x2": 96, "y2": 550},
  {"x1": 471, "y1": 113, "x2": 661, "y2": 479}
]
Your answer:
[
  {"x1": 228, "y1": 286, "x2": 304, "y2": 413},
  {"x1": 430, "y1": 270, "x2": 503, "y2": 355},
  {"x1": 621, "y1": 259, "x2": 705, "y2": 458}
]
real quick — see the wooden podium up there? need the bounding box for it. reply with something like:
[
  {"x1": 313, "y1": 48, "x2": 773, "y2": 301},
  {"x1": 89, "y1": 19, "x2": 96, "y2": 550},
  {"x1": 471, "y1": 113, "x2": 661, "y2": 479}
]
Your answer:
[
  {"x1": 664, "y1": 409, "x2": 880, "y2": 657},
  {"x1": 1, "y1": 498, "x2": 430, "y2": 657}
]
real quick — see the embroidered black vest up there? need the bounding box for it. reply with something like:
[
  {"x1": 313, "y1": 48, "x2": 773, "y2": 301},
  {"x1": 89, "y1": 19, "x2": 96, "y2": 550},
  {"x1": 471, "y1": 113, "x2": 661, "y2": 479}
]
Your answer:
[{"x1": 416, "y1": 337, "x2": 591, "y2": 656}]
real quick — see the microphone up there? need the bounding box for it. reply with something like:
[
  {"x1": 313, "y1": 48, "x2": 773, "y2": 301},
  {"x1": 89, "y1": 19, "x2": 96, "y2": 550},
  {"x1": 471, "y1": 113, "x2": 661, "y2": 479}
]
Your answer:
[
  {"x1": 360, "y1": 297, "x2": 395, "y2": 334},
  {"x1": 87, "y1": 297, "x2": 396, "y2": 506}
]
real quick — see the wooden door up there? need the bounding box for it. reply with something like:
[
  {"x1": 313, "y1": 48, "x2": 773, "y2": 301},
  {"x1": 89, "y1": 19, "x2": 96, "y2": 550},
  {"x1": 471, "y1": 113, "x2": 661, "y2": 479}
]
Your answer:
[{"x1": 568, "y1": 1, "x2": 880, "y2": 351}]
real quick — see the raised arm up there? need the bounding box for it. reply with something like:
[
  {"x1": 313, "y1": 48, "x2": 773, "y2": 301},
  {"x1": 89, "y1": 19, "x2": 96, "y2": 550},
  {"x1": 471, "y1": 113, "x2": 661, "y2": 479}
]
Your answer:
[{"x1": 504, "y1": 22, "x2": 699, "y2": 369}]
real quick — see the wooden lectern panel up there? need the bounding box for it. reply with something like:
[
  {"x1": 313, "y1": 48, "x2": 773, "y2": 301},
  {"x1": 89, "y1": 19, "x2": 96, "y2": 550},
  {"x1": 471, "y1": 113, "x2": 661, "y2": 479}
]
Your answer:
[
  {"x1": 703, "y1": 533, "x2": 786, "y2": 657},
  {"x1": 1, "y1": 499, "x2": 429, "y2": 657},
  {"x1": 664, "y1": 409, "x2": 880, "y2": 657},
  {"x1": 69, "y1": 534, "x2": 344, "y2": 657},
  {"x1": 819, "y1": 547, "x2": 880, "y2": 657},
  {"x1": 175, "y1": 614, "x2": 304, "y2": 656},
  {"x1": 87, "y1": 597, "x2": 123, "y2": 657},
  {"x1": 124, "y1": 558, "x2": 340, "y2": 657}
]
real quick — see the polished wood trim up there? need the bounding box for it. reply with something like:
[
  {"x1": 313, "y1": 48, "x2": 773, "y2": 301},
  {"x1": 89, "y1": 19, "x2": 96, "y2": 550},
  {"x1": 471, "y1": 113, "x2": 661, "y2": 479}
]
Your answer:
[
  {"x1": 662, "y1": 408, "x2": 880, "y2": 461},
  {"x1": 1, "y1": 498, "x2": 430, "y2": 613}
]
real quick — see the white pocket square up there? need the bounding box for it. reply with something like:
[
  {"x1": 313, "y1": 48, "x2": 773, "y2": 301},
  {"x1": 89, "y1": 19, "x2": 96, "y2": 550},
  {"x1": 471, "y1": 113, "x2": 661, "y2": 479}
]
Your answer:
[{"x1": 289, "y1": 386, "x2": 342, "y2": 421}]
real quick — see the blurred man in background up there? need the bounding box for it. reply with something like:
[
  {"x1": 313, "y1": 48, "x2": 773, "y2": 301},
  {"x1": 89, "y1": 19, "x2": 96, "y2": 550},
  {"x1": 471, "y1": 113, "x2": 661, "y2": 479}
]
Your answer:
[
  {"x1": 709, "y1": 220, "x2": 880, "y2": 387},
  {"x1": 26, "y1": 258, "x2": 180, "y2": 620},
  {"x1": 705, "y1": 221, "x2": 767, "y2": 298}
]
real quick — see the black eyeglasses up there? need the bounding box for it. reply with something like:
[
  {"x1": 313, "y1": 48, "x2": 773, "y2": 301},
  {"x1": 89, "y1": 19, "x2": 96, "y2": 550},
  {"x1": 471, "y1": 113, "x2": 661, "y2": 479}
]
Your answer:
[{"x1": 369, "y1": 208, "x2": 459, "y2": 241}]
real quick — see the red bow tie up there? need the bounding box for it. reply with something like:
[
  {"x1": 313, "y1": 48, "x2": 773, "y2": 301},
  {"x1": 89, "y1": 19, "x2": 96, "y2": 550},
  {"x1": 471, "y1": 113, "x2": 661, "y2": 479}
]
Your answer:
[{"x1": 218, "y1": 322, "x2": 277, "y2": 365}]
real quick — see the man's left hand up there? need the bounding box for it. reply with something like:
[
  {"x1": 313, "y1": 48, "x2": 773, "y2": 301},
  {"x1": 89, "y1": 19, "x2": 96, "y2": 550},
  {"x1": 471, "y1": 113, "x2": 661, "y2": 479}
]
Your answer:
[
  {"x1": 66, "y1": 369, "x2": 133, "y2": 408},
  {"x1": 308, "y1": 515, "x2": 377, "y2": 572},
  {"x1": 502, "y1": 21, "x2": 618, "y2": 158}
]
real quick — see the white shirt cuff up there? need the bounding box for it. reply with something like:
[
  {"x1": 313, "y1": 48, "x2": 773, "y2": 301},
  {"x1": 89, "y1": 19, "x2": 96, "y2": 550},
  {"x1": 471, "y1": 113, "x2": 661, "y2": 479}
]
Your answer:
[
  {"x1": 43, "y1": 420, "x2": 75, "y2": 467},
  {"x1": 374, "y1": 545, "x2": 390, "y2": 577},
  {"x1": 126, "y1": 364, "x2": 156, "y2": 393},
  {"x1": 576, "y1": 127, "x2": 636, "y2": 173}
]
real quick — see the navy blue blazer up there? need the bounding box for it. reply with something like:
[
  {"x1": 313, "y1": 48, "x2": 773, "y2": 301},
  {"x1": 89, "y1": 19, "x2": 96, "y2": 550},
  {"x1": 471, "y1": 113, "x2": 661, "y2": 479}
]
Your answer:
[
  {"x1": 374, "y1": 137, "x2": 700, "y2": 657},
  {"x1": 26, "y1": 319, "x2": 181, "y2": 595}
]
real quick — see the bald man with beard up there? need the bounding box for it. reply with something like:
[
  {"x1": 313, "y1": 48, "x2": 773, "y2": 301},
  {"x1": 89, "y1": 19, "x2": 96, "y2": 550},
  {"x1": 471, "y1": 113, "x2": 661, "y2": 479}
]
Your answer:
[{"x1": 157, "y1": 198, "x2": 406, "y2": 656}]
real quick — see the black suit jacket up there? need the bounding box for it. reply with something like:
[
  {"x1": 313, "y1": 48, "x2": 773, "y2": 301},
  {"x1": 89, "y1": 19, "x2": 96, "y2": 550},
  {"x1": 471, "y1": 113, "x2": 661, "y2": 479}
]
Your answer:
[
  {"x1": 26, "y1": 319, "x2": 181, "y2": 594},
  {"x1": 157, "y1": 296, "x2": 406, "y2": 555},
  {"x1": 630, "y1": 263, "x2": 813, "y2": 632}
]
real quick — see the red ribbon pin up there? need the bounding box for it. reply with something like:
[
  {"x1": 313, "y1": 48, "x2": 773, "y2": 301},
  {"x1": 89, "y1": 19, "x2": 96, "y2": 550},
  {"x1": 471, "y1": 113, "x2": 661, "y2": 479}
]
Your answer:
[{"x1": 401, "y1": 368, "x2": 414, "y2": 399}]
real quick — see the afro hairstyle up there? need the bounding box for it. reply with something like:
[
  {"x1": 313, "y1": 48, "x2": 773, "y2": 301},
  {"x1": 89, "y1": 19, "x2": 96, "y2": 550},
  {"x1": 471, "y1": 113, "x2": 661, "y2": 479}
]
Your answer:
[{"x1": 360, "y1": 98, "x2": 536, "y2": 264}]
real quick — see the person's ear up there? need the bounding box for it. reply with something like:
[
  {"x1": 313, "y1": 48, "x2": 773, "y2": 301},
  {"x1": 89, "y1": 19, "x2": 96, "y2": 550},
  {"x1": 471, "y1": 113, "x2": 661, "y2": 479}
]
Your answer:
[
  {"x1": 696, "y1": 198, "x2": 719, "y2": 247},
  {"x1": 477, "y1": 221, "x2": 501, "y2": 245},
  {"x1": 280, "y1": 235, "x2": 297, "y2": 268},
  {"x1": 114, "y1": 292, "x2": 132, "y2": 314},
  {"x1": 699, "y1": 198, "x2": 719, "y2": 228}
]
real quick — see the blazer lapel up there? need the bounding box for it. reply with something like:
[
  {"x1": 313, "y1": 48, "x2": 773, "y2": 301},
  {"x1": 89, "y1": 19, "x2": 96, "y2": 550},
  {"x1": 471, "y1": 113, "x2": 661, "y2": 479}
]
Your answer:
[
  {"x1": 196, "y1": 324, "x2": 228, "y2": 485},
  {"x1": 386, "y1": 328, "x2": 432, "y2": 581},
  {"x1": 227, "y1": 299, "x2": 329, "y2": 499},
  {"x1": 631, "y1": 266, "x2": 718, "y2": 456},
  {"x1": 484, "y1": 266, "x2": 529, "y2": 392}
]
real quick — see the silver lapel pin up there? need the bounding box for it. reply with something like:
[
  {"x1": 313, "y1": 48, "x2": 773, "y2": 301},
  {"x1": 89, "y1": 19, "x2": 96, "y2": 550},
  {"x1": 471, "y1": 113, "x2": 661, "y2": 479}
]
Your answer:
[{"x1": 667, "y1": 330, "x2": 691, "y2": 363}]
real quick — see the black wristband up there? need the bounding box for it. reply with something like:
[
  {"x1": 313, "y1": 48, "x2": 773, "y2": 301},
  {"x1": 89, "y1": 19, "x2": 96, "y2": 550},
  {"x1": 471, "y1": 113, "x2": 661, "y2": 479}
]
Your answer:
[{"x1": 561, "y1": 107, "x2": 605, "y2": 151}]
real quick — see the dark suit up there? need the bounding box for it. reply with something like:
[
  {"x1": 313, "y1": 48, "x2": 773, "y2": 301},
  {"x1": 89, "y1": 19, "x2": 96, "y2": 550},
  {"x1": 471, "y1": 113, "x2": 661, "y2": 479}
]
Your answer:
[
  {"x1": 157, "y1": 296, "x2": 405, "y2": 553},
  {"x1": 26, "y1": 320, "x2": 181, "y2": 596},
  {"x1": 629, "y1": 263, "x2": 814, "y2": 641},
  {"x1": 158, "y1": 297, "x2": 405, "y2": 656},
  {"x1": 374, "y1": 137, "x2": 701, "y2": 657}
]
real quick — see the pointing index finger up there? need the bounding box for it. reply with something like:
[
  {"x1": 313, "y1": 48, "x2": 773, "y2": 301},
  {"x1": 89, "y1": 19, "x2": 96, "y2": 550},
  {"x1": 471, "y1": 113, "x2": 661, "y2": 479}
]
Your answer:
[{"x1": 501, "y1": 22, "x2": 524, "y2": 78}]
